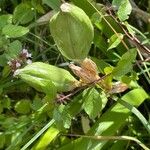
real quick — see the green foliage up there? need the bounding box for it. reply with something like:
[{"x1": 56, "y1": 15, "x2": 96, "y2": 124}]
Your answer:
[
  {"x1": 15, "y1": 99, "x2": 31, "y2": 114},
  {"x1": 0, "y1": 0, "x2": 149, "y2": 150},
  {"x1": 2, "y1": 24, "x2": 29, "y2": 38},
  {"x1": 0, "y1": 14, "x2": 12, "y2": 29},
  {"x1": 53, "y1": 104, "x2": 72, "y2": 129},
  {"x1": 108, "y1": 33, "x2": 124, "y2": 50},
  {"x1": 49, "y1": 3, "x2": 94, "y2": 60},
  {"x1": 82, "y1": 88, "x2": 102, "y2": 119},
  {"x1": 112, "y1": 48, "x2": 137, "y2": 78},
  {"x1": 17, "y1": 62, "x2": 78, "y2": 92},
  {"x1": 42, "y1": 0, "x2": 61, "y2": 11},
  {"x1": 117, "y1": 0, "x2": 132, "y2": 21},
  {"x1": 6, "y1": 40, "x2": 22, "y2": 60},
  {"x1": 13, "y1": 3, "x2": 35, "y2": 24}
]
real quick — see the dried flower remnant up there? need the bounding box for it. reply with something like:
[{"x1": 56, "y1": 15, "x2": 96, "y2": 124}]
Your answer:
[
  {"x1": 69, "y1": 58, "x2": 128, "y2": 94},
  {"x1": 69, "y1": 58, "x2": 100, "y2": 84}
]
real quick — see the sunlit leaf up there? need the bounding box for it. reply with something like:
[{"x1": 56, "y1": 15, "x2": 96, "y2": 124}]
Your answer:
[
  {"x1": 112, "y1": 48, "x2": 137, "y2": 78},
  {"x1": 117, "y1": 0, "x2": 132, "y2": 21},
  {"x1": 32, "y1": 125, "x2": 59, "y2": 150},
  {"x1": 108, "y1": 33, "x2": 124, "y2": 50},
  {"x1": 2, "y1": 24, "x2": 29, "y2": 38}
]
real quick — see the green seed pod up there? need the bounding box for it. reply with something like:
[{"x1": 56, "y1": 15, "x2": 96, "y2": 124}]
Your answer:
[
  {"x1": 16, "y1": 62, "x2": 79, "y2": 92},
  {"x1": 50, "y1": 3, "x2": 94, "y2": 61}
]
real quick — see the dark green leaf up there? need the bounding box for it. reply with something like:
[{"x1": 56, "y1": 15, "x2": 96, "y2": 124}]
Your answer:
[
  {"x1": 42, "y1": 0, "x2": 61, "y2": 11},
  {"x1": 71, "y1": 0, "x2": 95, "y2": 17}
]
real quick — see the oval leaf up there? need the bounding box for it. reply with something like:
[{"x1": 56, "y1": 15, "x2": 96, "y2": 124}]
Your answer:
[
  {"x1": 2, "y1": 24, "x2": 29, "y2": 38},
  {"x1": 82, "y1": 88, "x2": 102, "y2": 119},
  {"x1": 13, "y1": 3, "x2": 34, "y2": 24}
]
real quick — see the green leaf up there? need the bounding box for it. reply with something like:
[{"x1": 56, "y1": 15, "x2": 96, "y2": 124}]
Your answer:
[
  {"x1": 112, "y1": 0, "x2": 122, "y2": 8},
  {"x1": 108, "y1": 33, "x2": 124, "y2": 50},
  {"x1": 5, "y1": 40, "x2": 22, "y2": 60},
  {"x1": 32, "y1": 125, "x2": 59, "y2": 150},
  {"x1": 2, "y1": 24, "x2": 29, "y2": 38},
  {"x1": 13, "y1": 3, "x2": 35, "y2": 24},
  {"x1": 0, "y1": 54, "x2": 7, "y2": 66},
  {"x1": 117, "y1": 0, "x2": 132, "y2": 21},
  {"x1": 53, "y1": 104, "x2": 72, "y2": 129},
  {"x1": 59, "y1": 88, "x2": 148, "y2": 150},
  {"x1": 82, "y1": 88, "x2": 102, "y2": 119},
  {"x1": 0, "y1": 14, "x2": 12, "y2": 29},
  {"x1": 21, "y1": 119, "x2": 55, "y2": 150},
  {"x1": 112, "y1": 48, "x2": 137, "y2": 78},
  {"x1": 91, "y1": 57, "x2": 112, "y2": 74},
  {"x1": 71, "y1": 0, "x2": 95, "y2": 17},
  {"x1": 42, "y1": 0, "x2": 61, "y2": 11},
  {"x1": 17, "y1": 73, "x2": 57, "y2": 100},
  {"x1": 14, "y1": 100, "x2": 31, "y2": 114}
]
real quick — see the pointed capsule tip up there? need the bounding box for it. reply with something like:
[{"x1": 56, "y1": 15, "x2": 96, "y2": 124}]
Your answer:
[{"x1": 60, "y1": 3, "x2": 71, "y2": 12}]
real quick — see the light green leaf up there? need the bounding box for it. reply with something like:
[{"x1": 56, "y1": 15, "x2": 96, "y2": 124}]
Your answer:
[
  {"x1": 108, "y1": 33, "x2": 124, "y2": 50},
  {"x1": 0, "y1": 14, "x2": 12, "y2": 29},
  {"x1": 13, "y1": 3, "x2": 35, "y2": 24},
  {"x1": 112, "y1": 48, "x2": 137, "y2": 78},
  {"x1": 112, "y1": 0, "x2": 122, "y2": 8},
  {"x1": 117, "y1": 0, "x2": 132, "y2": 21},
  {"x1": 17, "y1": 62, "x2": 78, "y2": 92},
  {"x1": 42, "y1": 0, "x2": 61, "y2": 11},
  {"x1": 5, "y1": 40, "x2": 22, "y2": 60},
  {"x1": 32, "y1": 125, "x2": 59, "y2": 150},
  {"x1": 2, "y1": 24, "x2": 29, "y2": 38},
  {"x1": 82, "y1": 88, "x2": 102, "y2": 119},
  {"x1": 53, "y1": 104, "x2": 72, "y2": 129}
]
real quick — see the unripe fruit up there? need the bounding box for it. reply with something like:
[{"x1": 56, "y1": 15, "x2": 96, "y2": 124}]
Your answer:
[{"x1": 50, "y1": 3, "x2": 94, "y2": 61}]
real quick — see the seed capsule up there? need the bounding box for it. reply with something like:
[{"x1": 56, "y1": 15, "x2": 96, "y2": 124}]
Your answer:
[
  {"x1": 50, "y1": 3, "x2": 94, "y2": 61},
  {"x1": 16, "y1": 62, "x2": 79, "y2": 92}
]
